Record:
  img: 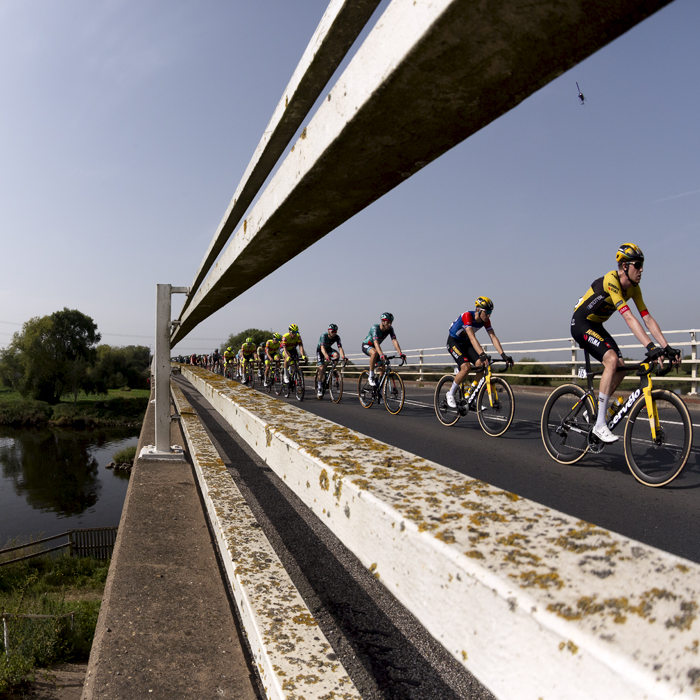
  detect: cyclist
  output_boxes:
[240,337,257,385]
[264,333,283,386]
[362,312,405,386]
[255,342,266,380]
[282,324,307,384]
[211,348,221,373]
[316,324,347,398]
[445,297,513,409]
[223,346,235,377]
[571,243,681,444]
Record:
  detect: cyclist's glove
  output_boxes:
[665,346,681,361]
[645,342,664,361]
[501,353,514,367]
[380,354,386,362]
[479,352,489,364]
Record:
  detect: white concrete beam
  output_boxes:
[171,0,673,345]
[180,365,700,700]
[171,381,362,700]
[179,0,382,318]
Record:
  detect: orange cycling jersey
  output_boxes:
[573,270,648,324]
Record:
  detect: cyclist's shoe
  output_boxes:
[316,389,323,398]
[446,393,457,409]
[368,376,376,386]
[592,424,618,444]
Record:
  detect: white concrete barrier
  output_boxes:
[171,381,361,700]
[180,365,700,699]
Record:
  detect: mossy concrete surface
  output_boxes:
[82,389,259,700]
[171,381,361,700]
[181,364,700,700]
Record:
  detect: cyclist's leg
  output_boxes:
[362,343,377,385]
[572,321,621,443]
[316,349,326,385]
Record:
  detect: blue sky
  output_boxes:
[1,0,698,360]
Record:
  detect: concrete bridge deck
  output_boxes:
[84,377,486,699]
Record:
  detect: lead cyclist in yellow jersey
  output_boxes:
[571,243,681,444]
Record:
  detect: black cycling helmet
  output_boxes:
[380,312,394,323]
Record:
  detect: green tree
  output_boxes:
[87,345,151,392]
[0,309,101,404]
[220,328,272,354]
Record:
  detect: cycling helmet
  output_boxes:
[475,296,494,313]
[328,324,338,332]
[616,243,644,265]
[227,347,232,351]
[272,332,282,340]
[245,337,254,344]
[380,312,394,323]
[289,324,299,333]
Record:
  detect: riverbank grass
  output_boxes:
[0,554,108,698]
[0,387,149,427]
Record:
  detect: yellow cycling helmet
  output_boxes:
[475,296,494,313]
[289,324,299,333]
[272,332,282,340]
[616,243,644,265]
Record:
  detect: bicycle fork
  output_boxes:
[640,365,660,441]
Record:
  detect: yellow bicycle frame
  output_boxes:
[639,362,660,441]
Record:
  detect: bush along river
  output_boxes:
[0,426,139,547]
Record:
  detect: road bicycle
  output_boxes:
[316,358,345,403]
[240,358,255,387]
[283,354,305,401]
[224,360,236,380]
[540,348,692,487]
[358,355,406,414]
[265,361,281,395]
[434,358,515,436]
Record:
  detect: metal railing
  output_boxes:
[0,527,118,567]
[296,328,698,395]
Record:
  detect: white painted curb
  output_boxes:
[171,381,361,700]
[181,366,700,700]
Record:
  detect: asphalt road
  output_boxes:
[266,373,700,564]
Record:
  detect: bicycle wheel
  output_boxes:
[624,390,692,487]
[383,372,405,414]
[477,376,515,437]
[329,369,343,403]
[265,371,273,393]
[282,370,291,398]
[541,384,596,464]
[434,375,462,426]
[358,371,374,408]
[274,368,283,396]
[294,366,305,401]
[248,365,255,388]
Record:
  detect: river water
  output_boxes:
[0,427,139,547]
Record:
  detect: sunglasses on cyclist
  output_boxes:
[631,261,643,270]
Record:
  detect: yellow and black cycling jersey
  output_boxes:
[282,331,301,350]
[573,270,648,324]
[265,338,281,355]
[240,342,256,357]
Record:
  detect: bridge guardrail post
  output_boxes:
[571,338,577,381]
[419,349,423,382]
[691,330,698,396]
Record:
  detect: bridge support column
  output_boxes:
[141,283,189,460]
